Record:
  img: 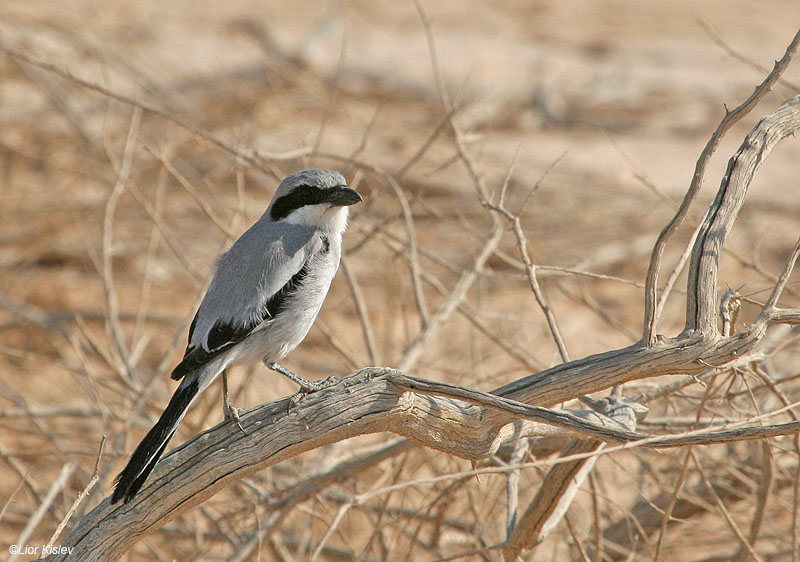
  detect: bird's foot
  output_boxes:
[223,399,247,435]
[299,375,339,393]
[267,362,338,394]
[287,377,340,408]
[222,369,247,435]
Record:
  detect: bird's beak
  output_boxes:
[327,186,363,206]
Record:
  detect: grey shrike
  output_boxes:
[112,168,362,504]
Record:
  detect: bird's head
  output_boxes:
[267,168,362,233]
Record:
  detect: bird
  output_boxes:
[111,168,362,504]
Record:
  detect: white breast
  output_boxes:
[228,240,342,367]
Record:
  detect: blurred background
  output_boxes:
[1,1,799,560]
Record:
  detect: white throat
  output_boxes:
[284,204,350,234]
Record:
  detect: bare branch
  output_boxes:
[39,365,800,561]
[687,95,800,333]
[643,29,800,345]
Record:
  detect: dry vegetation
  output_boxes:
[2,1,800,561]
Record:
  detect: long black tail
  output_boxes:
[112,378,199,503]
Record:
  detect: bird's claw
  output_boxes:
[319,375,339,388]
[287,376,339,410]
[223,401,247,435]
[298,375,338,392]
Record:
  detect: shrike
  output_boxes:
[112,168,362,504]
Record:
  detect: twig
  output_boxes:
[691,449,767,562]
[0,471,28,525]
[386,175,430,327]
[413,0,489,200]
[485,157,570,363]
[654,377,716,562]
[699,20,800,93]
[370,226,544,369]
[760,232,800,313]
[8,57,99,152]
[309,502,351,562]
[349,103,383,163]
[9,462,77,562]
[504,437,527,539]
[100,106,141,381]
[310,11,348,163]
[315,320,362,370]
[396,106,457,178]
[341,257,380,365]
[732,440,773,562]
[121,178,206,282]
[143,143,239,239]
[132,157,169,352]
[564,512,592,562]
[588,471,603,562]
[653,215,707,324]
[45,437,106,550]
[397,220,504,372]
[0,42,296,176]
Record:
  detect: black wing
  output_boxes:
[170,260,312,381]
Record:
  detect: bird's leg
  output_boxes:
[265,362,338,393]
[222,369,247,435]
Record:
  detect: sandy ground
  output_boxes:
[1,1,799,560]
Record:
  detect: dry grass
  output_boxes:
[1,1,800,560]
